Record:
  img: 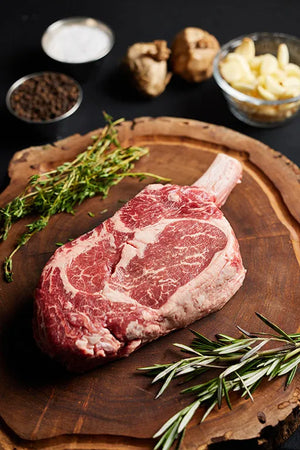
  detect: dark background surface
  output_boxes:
[0,0,299,448]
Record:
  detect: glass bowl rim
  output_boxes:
[213,31,300,106]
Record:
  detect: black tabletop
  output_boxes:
[0,0,299,448]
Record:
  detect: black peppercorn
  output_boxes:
[9,72,80,122]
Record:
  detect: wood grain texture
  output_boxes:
[0,117,299,449]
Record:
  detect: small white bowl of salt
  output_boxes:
[42,17,114,77]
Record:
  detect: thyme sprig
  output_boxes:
[140,313,300,450]
[0,113,168,282]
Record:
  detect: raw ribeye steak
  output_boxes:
[34,153,246,371]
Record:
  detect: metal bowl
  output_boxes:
[213,32,300,127]
[6,71,83,124]
[41,17,114,65]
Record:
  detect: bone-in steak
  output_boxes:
[34,154,246,371]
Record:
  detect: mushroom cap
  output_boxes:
[124,40,172,97]
[171,27,220,82]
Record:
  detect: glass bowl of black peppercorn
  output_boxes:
[6,72,82,128]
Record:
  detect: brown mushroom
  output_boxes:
[123,40,172,97]
[171,27,220,82]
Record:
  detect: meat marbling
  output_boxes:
[33,153,246,371]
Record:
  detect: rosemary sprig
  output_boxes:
[140,313,300,450]
[0,113,169,282]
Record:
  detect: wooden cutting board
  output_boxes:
[0,117,299,450]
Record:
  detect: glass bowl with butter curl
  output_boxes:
[213,32,300,127]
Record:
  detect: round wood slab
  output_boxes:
[0,117,299,449]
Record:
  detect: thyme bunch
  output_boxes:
[140,313,300,450]
[0,113,168,282]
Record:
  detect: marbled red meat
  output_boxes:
[33,154,246,371]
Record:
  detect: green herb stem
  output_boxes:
[0,113,169,282]
[140,313,300,450]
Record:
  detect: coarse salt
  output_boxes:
[46,24,112,63]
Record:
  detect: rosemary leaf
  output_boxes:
[255,312,295,343]
[222,377,232,409]
[214,339,253,354]
[152,360,183,385]
[285,365,298,388]
[217,376,223,408]
[173,343,202,355]
[200,399,218,423]
[153,409,183,439]
[177,399,200,434]
[240,339,269,362]
[277,353,300,376]
[234,371,254,401]
[155,367,178,399]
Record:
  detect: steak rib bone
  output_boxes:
[193,153,242,206]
